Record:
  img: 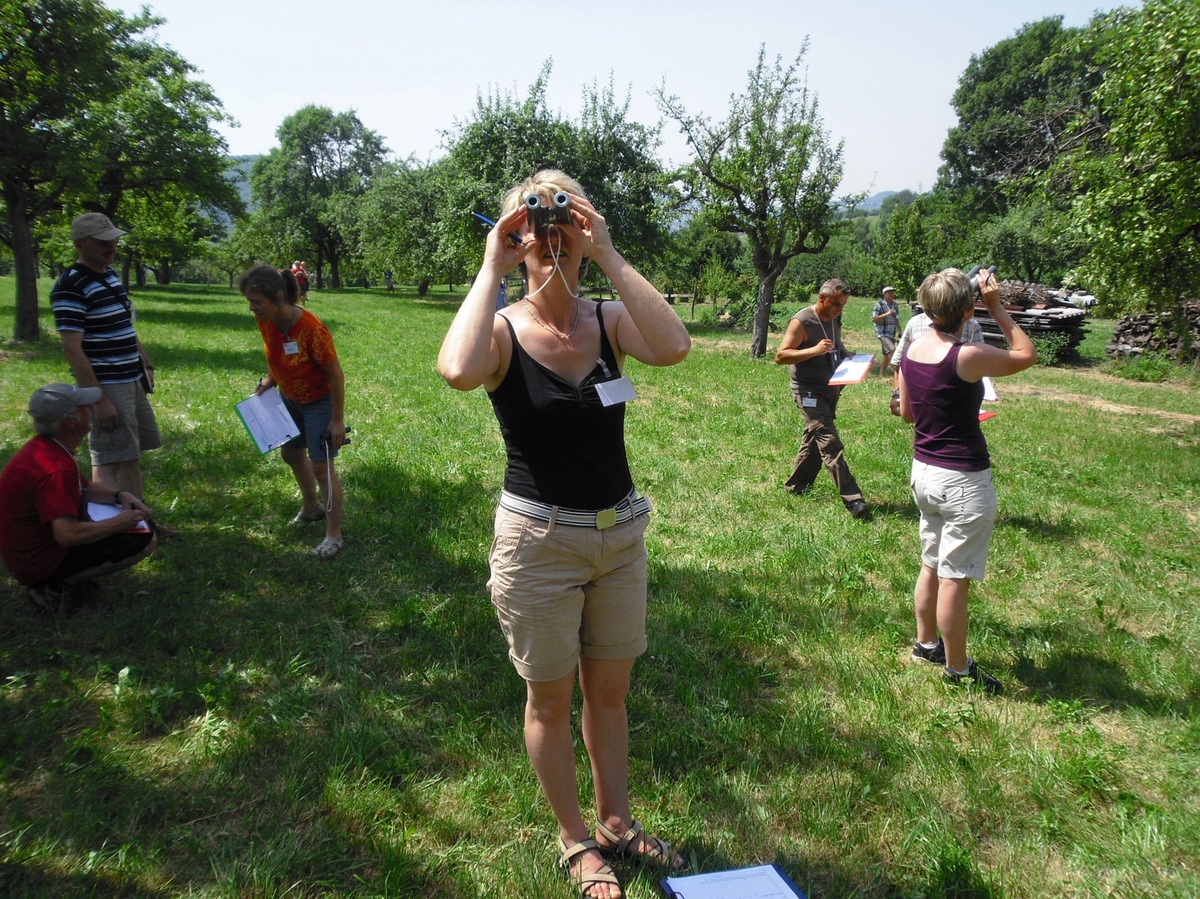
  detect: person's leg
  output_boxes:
[809,413,864,507]
[281,444,321,514]
[914,563,940,645]
[63,534,157,584]
[527,672,620,898]
[937,577,971,672]
[93,459,143,499]
[311,455,343,542]
[579,656,634,832]
[580,656,684,871]
[784,405,823,494]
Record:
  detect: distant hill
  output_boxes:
[859,190,898,212]
[226,155,258,211]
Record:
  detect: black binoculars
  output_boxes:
[525,192,572,233]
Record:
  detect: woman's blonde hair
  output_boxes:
[918,268,974,333]
[501,169,588,216]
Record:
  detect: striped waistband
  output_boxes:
[498,489,651,529]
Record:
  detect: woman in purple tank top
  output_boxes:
[898,268,1035,695]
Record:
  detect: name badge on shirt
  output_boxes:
[801,395,818,408]
[283,340,300,355]
[595,376,637,407]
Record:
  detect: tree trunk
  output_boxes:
[749,271,780,358]
[8,203,42,341]
[417,277,430,296]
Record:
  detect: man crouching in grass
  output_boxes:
[0,384,156,613]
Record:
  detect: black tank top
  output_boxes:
[487,303,633,508]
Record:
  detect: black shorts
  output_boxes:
[37,527,155,587]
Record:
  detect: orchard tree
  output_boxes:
[938,16,1103,214]
[658,44,850,358]
[0,1,146,339]
[250,106,387,289]
[351,157,450,294]
[1,0,237,339]
[1058,0,1200,314]
[976,201,1076,284]
[441,64,669,289]
[76,38,242,284]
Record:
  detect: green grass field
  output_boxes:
[1,277,1198,898]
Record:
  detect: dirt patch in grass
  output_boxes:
[1002,382,1200,425]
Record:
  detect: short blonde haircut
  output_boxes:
[918,268,974,332]
[501,169,588,216]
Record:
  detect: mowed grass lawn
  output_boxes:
[0,276,1198,898]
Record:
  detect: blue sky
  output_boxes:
[114,0,1134,196]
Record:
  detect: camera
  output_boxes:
[966,265,998,296]
[320,426,352,445]
[524,192,572,233]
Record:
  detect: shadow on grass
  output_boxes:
[0,445,1174,897]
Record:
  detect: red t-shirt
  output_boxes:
[0,436,86,585]
[256,308,338,404]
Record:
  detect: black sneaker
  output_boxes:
[942,660,1003,695]
[846,499,872,521]
[912,637,946,665]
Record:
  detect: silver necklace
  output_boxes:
[524,295,580,340]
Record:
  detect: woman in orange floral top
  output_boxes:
[240,264,347,558]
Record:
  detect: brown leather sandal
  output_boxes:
[558,837,622,899]
[594,819,684,870]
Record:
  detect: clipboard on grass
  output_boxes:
[661,862,807,898]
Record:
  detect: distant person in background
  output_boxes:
[774,278,871,520]
[872,286,901,375]
[240,264,347,559]
[384,269,394,293]
[52,212,178,537]
[495,275,508,311]
[898,267,1036,694]
[291,260,310,304]
[0,383,156,613]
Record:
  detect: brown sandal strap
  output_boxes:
[558,837,621,895]
[558,837,602,868]
[595,818,678,867]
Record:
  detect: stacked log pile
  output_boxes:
[1106,302,1200,362]
[972,280,1091,355]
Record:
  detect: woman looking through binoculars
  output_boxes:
[438,169,690,899]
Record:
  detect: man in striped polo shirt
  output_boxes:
[52,213,170,530]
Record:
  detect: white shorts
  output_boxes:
[910,460,997,580]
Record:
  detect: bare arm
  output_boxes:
[51,482,149,546]
[956,273,1036,381]
[60,330,117,429]
[321,356,348,449]
[774,316,833,366]
[438,204,530,391]
[572,195,690,367]
[897,368,915,423]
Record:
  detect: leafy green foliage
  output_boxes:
[248,106,388,288]
[0,1,238,339]
[1056,0,1200,313]
[439,64,670,283]
[938,17,1099,212]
